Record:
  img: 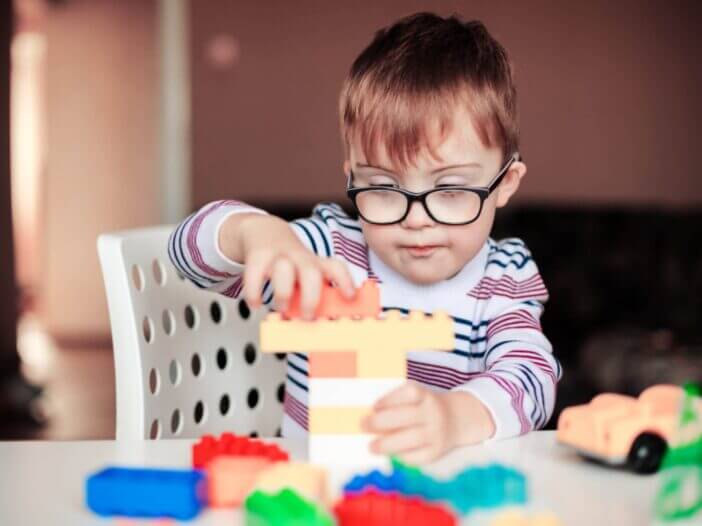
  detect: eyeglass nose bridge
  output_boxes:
[399,191,435,223]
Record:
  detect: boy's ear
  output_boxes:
[343,160,351,178]
[495,161,527,208]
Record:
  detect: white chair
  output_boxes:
[97,226,286,440]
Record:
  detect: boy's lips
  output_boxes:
[402,244,443,257]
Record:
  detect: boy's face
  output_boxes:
[344,110,527,285]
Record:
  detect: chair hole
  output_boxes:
[210,301,223,324]
[142,317,154,344]
[149,419,161,439]
[216,348,228,370]
[176,270,186,281]
[275,427,282,438]
[162,309,176,336]
[247,388,260,410]
[152,259,167,286]
[274,353,286,361]
[249,431,258,438]
[184,305,198,329]
[148,368,160,395]
[277,383,285,404]
[244,343,257,365]
[171,409,183,435]
[194,401,207,425]
[169,359,182,386]
[191,353,203,377]
[131,265,145,292]
[219,394,231,416]
[238,299,250,320]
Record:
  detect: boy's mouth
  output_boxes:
[402,245,443,257]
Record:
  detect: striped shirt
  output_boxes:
[168,200,562,441]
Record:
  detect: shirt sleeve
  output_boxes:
[167,200,346,304]
[452,239,562,440]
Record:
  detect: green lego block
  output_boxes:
[244,488,333,526]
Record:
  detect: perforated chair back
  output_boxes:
[97,226,286,440]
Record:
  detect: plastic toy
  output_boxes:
[557,384,695,474]
[253,462,329,503]
[192,432,289,469]
[260,280,454,466]
[283,279,381,319]
[333,489,456,526]
[85,466,206,520]
[343,458,527,515]
[490,510,561,526]
[244,488,334,526]
[206,456,274,507]
[655,383,702,521]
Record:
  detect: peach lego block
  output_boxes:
[254,462,329,503]
[206,456,272,507]
[284,280,381,320]
[491,510,562,526]
[309,406,371,435]
[309,351,357,377]
[260,310,454,379]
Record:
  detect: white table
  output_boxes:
[0,431,681,525]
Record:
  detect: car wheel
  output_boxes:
[628,432,668,474]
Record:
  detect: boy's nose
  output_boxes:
[401,200,435,229]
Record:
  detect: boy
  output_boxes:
[169,12,561,464]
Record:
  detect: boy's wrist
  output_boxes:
[445,390,496,448]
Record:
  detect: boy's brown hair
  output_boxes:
[339,12,518,170]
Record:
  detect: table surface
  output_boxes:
[0,431,686,526]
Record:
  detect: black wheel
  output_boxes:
[627,432,667,474]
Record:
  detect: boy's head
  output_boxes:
[339,13,527,285]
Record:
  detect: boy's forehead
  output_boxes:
[348,111,502,174]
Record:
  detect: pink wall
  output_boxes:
[190,0,702,208]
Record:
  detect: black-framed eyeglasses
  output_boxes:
[346,152,520,226]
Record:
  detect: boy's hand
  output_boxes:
[236,215,355,319]
[361,381,496,464]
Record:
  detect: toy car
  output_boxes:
[557,384,697,474]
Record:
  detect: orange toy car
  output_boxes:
[557,384,694,474]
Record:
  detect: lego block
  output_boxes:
[309,406,370,434]
[284,280,381,320]
[244,488,334,526]
[260,310,454,378]
[206,456,273,507]
[490,510,562,526]
[308,434,387,468]
[309,378,404,407]
[192,432,289,469]
[309,351,357,377]
[85,467,205,520]
[333,490,457,526]
[254,462,329,503]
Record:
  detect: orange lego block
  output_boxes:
[309,352,357,377]
[254,462,329,503]
[284,280,381,320]
[206,456,272,507]
[260,310,454,379]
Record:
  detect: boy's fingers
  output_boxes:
[297,265,323,320]
[362,405,422,434]
[320,258,356,299]
[374,382,425,410]
[369,425,427,456]
[242,251,275,309]
[270,257,295,312]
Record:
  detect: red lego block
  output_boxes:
[284,280,381,320]
[192,433,289,469]
[333,490,456,526]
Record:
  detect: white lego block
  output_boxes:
[308,378,404,407]
[308,434,389,469]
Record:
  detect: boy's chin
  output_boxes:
[397,260,457,285]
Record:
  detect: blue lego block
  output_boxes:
[342,459,527,516]
[85,466,206,520]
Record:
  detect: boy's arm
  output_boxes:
[452,244,562,440]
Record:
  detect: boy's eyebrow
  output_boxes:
[354,162,482,174]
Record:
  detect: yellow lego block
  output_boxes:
[491,510,562,526]
[260,310,454,378]
[253,462,328,503]
[308,406,370,434]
